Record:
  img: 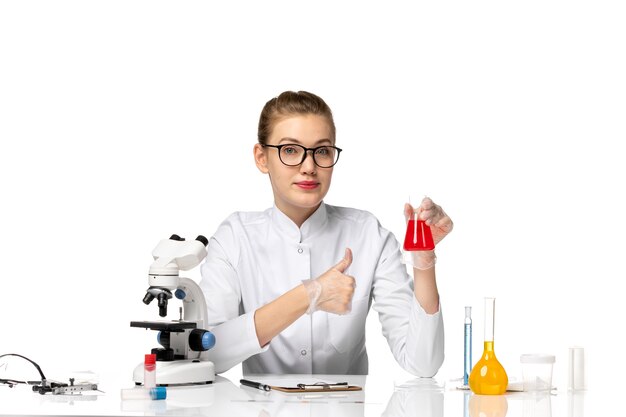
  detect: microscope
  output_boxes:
[130,234,216,386]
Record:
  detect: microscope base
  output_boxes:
[133,359,215,386]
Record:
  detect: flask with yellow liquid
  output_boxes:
[469,297,508,395]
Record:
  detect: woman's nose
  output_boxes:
[299,150,317,174]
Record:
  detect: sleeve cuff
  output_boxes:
[246,310,271,352]
[404,298,445,377]
[209,312,269,373]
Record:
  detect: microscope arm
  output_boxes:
[177,277,209,330]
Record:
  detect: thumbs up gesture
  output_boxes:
[302,249,356,315]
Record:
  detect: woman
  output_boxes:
[200,91,453,376]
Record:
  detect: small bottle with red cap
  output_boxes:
[144,354,156,388]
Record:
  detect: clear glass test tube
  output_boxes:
[464,306,472,386]
[120,387,166,401]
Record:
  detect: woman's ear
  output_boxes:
[253,143,269,174]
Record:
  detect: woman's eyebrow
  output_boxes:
[278,137,333,145]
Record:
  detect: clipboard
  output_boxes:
[240,379,362,393]
[270,382,362,393]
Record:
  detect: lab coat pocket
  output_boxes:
[327,296,370,354]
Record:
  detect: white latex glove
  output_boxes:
[302,248,356,315]
[403,197,453,270]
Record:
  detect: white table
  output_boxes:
[0,372,612,416]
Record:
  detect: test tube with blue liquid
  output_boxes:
[464,306,472,386]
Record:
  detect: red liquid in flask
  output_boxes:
[403,219,435,251]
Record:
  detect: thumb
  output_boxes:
[334,248,353,273]
[404,203,414,223]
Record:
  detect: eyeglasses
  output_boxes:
[262,144,342,168]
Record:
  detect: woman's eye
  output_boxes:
[283,146,300,155]
[315,147,330,156]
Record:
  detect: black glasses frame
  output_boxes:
[262,144,343,168]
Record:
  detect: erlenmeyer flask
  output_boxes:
[469,297,508,395]
[403,211,435,251]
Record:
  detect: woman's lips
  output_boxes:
[295,181,319,190]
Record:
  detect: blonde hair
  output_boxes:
[257,91,336,145]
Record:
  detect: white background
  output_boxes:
[1,0,624,394]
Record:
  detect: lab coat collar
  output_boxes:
[270,202,328,243]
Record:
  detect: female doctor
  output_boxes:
[200,91,453,376]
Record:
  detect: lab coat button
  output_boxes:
[297,247,303,254]
[300,349,307,356]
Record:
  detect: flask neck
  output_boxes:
[483,297,495,342]
[481,341,498,360]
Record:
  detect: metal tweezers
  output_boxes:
[296,382,349,390]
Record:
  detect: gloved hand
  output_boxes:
[302,248,356,315]
[403,197,453,270]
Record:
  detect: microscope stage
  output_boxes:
[130,321,197,332]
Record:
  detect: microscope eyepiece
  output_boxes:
[196,235,209,246]
[169,234,184,241]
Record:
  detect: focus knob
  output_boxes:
[189,329,216,351]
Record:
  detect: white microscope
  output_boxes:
[130,234,216,386]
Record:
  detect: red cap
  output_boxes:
[145,354,156,365]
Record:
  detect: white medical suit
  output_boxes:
[199,203,444,376]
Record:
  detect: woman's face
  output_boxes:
[254,113,335,223]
